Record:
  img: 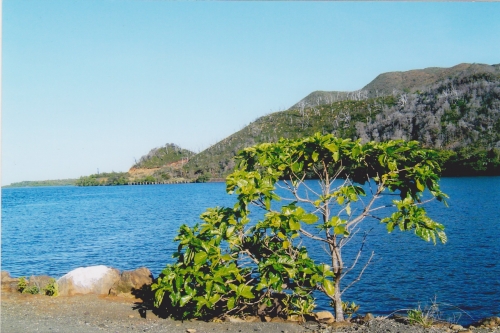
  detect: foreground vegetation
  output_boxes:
[152,134,447,322]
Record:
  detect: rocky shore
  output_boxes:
[2,267,499,333]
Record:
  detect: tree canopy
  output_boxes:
[152,133,448,321]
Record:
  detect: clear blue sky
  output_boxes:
[2,1,499,185]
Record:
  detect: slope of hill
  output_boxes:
[362,63,500,97]
[75,144,196,186]
[127,143,196,182]
[289,63,500,109]
[131,143,194,169]
[184,96,395,177]
[288,91,366,110]
[185,63,500,178]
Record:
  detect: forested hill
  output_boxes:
[362,63,500,98]
[74,143,196,186]
[132,143,195,169]
[184,63,500,178]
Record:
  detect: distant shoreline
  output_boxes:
[4,175,500,189]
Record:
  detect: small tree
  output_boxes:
[152,133,447,321]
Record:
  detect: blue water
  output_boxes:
[2,178,499,324]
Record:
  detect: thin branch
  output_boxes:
[341,250,375,296]
[299,228,331,244]
[341,229,372,278]
[338,227,361,249]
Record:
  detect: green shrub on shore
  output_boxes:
[153,134,447,322]
[17,276,58,296]
[23,285,40,295]
[17,277,28,293]
[43,278,59,296]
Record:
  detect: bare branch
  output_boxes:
[300,228,331,244]
[341,229,373,278]
[341,250,375,296]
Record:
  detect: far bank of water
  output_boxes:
[2,177,499,324]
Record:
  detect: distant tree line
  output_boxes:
[75,172,129,186]
[3,179,77,188]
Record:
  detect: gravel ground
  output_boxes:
[1,291,499,333]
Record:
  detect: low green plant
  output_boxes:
[342,301,360,319]
[283,294,316,322]
[407,303,440,328]
[23,285,40,295]
[17,277,28,293]
[406,299,474,327]
[43,278,59,296]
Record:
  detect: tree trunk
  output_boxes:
[334,275,345,321]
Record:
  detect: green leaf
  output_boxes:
[325,143,338,154]
[226,226,236,238]
[329,216,340,227]
[256,282,267,291]
[179,294,193,307]
[416,179,424,192]
[437,231,448,244]
[264,197,271,210]
[301,213,318,224]
[289,218,300,231]
[323,279,335,296]
[194,251,208,265]
[239,285,255,299]
[227,296,236,310]
[209,293,221,305]
[291,162,301,173]
[334,225,347,236]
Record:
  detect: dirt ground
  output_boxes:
[1,290,499,333]
[1,291,315,333]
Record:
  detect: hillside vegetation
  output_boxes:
[132,143,195,169]
[184,63,500,178]
[75,144,196,186]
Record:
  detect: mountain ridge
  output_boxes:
[289,63,500,110]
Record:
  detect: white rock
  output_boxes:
[57,265,120,296]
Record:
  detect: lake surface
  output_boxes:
[2,178,499,324]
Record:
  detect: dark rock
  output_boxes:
[329,320,353,329]
[1,271,20,292]
[470,316,500,329]
[28,275,54,291]
[109,267,153,297]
